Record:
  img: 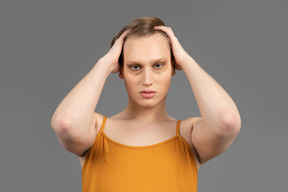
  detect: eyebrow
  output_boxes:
[126,58,167,65]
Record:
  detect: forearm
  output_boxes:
[182,57,241,130]
[51,58,111,133]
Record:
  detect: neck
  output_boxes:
[120,96,171,122]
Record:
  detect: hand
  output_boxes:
[102,30,130,73]
[154,26,192,70]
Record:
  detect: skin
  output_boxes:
[105,26,241,165]
[114,33,176,123]
[51,25,241,169]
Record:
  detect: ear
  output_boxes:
[171,60,176,76]
[119,71,124,79]
[172,68,176,76]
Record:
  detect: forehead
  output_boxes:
[123,33,170,63]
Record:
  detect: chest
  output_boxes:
[98,119,193,148]
[79,118,198,169]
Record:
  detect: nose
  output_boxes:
[142,68,152,86]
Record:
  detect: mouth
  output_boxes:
[140,90,157,93]
[140,90,157,99]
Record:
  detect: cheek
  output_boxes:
[123,74,139,92]
[157,66,172,81]
[155,71,172,92]
[162,67,173,85]
[161,74,172,86]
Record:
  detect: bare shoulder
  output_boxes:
[180,116,201,134]
[78,112,105,167]
[181,116,201,125]
[82,112,105,150]
[93,112,106,134]
[179,116,202,170]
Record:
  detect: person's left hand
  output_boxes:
[154,26,192,70]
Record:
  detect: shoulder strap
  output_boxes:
[176,120,182,136]
[98,116,107,134]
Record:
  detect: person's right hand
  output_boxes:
[102,30,130,74]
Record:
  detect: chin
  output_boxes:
[128,93,166,108]
[140,102,157,108]
[139,98,165,108]
[129,98,155,108]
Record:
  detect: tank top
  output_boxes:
[82,116,198,192]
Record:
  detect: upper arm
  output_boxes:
[191,116,241,165]
[52,113,99,157]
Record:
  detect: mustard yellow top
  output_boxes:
[82,116,198,192]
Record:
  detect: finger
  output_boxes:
[155,26,187,59]
[117,29,131,43]
[154,26,175,38]
[154,26,178,47]
[111,30,131,57]
[154,26,181,50]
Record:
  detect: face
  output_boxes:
[120,33,175,108]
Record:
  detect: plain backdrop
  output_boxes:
[1,0,287,191]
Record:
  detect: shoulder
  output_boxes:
[178,116,202,169]
[92,112,106,135]
[180,116,201,130]
[179,116,202,144]
[78,112,105,157]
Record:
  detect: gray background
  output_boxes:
[1,0,287,191]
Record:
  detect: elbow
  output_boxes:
[218,112,241,137]
[51,114,73,135]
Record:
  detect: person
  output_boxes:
[51,17,241,191]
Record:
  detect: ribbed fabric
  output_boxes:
[82,116,198,192]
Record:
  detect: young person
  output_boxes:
[51,17,241,191]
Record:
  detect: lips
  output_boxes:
[140,90,156,93]
[140,90,156,99]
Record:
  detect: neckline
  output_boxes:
[101,131,179,149]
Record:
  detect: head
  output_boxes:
[110,17,176,108]
[110,17,175,75]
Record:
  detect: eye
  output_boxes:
[129,65,141,71]
[154,63,163,69]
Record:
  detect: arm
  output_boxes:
[155,26,241,165]
[181,57,241,165]
[50,30,130,156]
